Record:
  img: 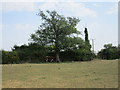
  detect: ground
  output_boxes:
[2,59,118,88]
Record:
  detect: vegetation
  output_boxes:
[97,44,120,60]
[1,10,119,88]
[2,50,19,64]
[2,10,94,64]
[12,43,49,63]
[2,60,118,88]
[1,10,119,63]
[0,50,2,64]
[30,10,81,62]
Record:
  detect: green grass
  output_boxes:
[2,59,118,88]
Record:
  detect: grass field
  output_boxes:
[2,59,118,88]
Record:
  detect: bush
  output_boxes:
[97,44,119,60]
[60,50,76,61]
[2,50,20,64]
[59,49,92,62]
[11,43,93,63]
[13,44,48,63]
[74,49,92,61]
[0,51,2,64]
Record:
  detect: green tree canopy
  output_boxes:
[97,44,119,60]
[30,10,81,62]
[104,44,112,49]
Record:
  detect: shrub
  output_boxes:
[12,44,48,63]
[59,49,92,62]
[2,50,20,64]
[97,44,119,60]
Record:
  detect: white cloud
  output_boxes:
[107,4,118,14]
[0,0,118,2]
[92,3,102,7]
[38,2,97,17]
[2,2,97,17]
[2,2,37,12]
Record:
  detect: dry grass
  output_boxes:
[2,59,118,88]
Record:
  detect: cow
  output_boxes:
[46,56,55,62]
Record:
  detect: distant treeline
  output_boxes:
[97,44,120,60]
[1,42,94,64]
[1,43,119,64]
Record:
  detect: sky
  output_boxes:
[0,1,118,53]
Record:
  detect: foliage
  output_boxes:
[12,43,48,63]
[97,44,119,60]
[0,50,2,64]
[2,50,20,64]
[84,28,91,49]
[61,37,84,51]
[30,10,81,62]
[3,10,94,63]
[84,28,89,44]
[74,48,92,61]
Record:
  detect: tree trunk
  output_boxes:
[55,29,61,62]
[56,50,61,62]
[55,41,61,62]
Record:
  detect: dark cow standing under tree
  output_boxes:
[46,56,55,62]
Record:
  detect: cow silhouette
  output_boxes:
[46,56,55,62]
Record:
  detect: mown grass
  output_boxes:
[2,59,118,88]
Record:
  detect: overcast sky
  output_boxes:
[1,1,118,53]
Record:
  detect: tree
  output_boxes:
[12,44,48,63]
[0,50,1,64]
[84,28,89,43]
[30,10,80,62]
[84,27,91,48]
[2,50,20,64]
[61,37,84,51]
[97,44,119,60]
[118,44,120,59]
[104,44,112,49]
[84,27,92,60]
